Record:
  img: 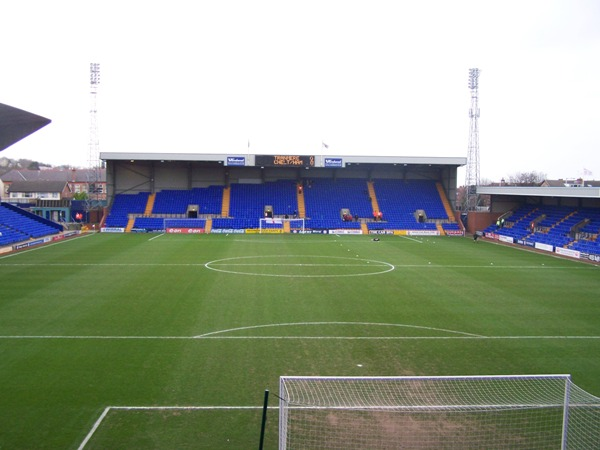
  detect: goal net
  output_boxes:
[259,218,305,233]
[278,375,600,449]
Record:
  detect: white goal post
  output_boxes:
[278,375,600,449]
[259,218,305,233]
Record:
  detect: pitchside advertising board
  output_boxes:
[166,228,204,234]
[486,231,600,263]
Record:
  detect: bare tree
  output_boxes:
[456,185,467,211]
[506,171,547,186]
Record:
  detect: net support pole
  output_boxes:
[259,389,269,450]
[561,375,571,450]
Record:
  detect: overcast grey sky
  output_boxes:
[1,0,599,182]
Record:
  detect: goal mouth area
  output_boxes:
[278,375,600,450]
[259,218,305,233]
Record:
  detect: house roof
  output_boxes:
[542,179,600,188]
[8,180,70,193]
[1,168,106,183]
[0,103,51,152]
[542,180,567,187]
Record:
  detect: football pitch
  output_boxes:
[0,232,598,449]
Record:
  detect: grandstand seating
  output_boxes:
[102,178,464,234]
[152,187,223,215]
[303,178,371,229]
[485,204,600,253]
[0,224,29,246]
[104,192,150,228]
[442,223,461,231]
[570,239,600,254]
[367,179,448,231]
[229,180,297,219]
[483,205,537,240]
[0,203,62,246]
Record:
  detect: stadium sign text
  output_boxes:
[210,229,246,234]
[324,158,343,168]
[166,228,205,234]
[101,227,125,233]
[255,155,315,167]
[226,156,246,166]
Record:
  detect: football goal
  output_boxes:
[259,218,305,233]
[278,375,600,449]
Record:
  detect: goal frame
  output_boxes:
[278,374,600,450]
[259,217,305,234]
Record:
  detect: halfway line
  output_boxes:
[1,335,599,340]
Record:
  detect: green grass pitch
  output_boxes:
[0,233,598,449]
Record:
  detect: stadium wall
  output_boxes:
[466,211,502,235]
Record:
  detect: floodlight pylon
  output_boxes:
[465,68,481,210]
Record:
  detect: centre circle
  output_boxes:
[204,255,395,277]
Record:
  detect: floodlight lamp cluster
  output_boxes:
[90,63,101,85]
[468,68,480,90]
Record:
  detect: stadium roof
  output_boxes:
[100,151,466,168]
[0,103,51,152]
[477,185,600,199]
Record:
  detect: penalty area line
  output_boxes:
[78,405,276,450]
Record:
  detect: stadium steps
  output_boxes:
[205,218,212,233]
[125,217,135,232]
[436,182,456,221]
[436,223,445,235]
[367,181,380,215]
[144,193,156,215]
[221,187,231,217]
[296,183,306,218]
[283,221,291,233]
[361,222,368,234]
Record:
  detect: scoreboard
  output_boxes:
[255,155,315,167]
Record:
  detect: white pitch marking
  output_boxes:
[1,334,599,341]
[396,235,423,243]
[0,232,95,259]
[203,255,395,277]
[232,239,339,244]
[78,405,273,449]
[195,322,485,338]
[209,263,388,267]
[77,407,111,450]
